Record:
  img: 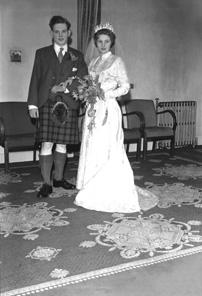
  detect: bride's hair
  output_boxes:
[93,29,116,48]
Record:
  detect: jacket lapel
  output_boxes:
[44,46,76,76]
[45,45,58,72]
[60,51,74,75]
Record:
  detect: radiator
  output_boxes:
[156,99,197,147]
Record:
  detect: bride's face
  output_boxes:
[96,34,112,55]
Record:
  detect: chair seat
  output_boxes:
[5,133,35,139]
[5,136,36,141]
[123,128,141,140]
[144,126,174,138]
[3,133,36,147]
[5,138,36,148]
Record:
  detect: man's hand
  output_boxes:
[51,83,66,94]
[29,108,39,118]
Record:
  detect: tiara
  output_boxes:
[94,22,114,33]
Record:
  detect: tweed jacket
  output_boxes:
[27,45,88,110]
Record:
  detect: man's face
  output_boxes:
[50,23,70,46]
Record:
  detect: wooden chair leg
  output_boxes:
[143,137,147,160]
[136,139,141,161]
[33,142,39,162]
[33,149,36,162]
[170,137,175,157]
[126,144,129,154]
[152,141,156,151]
[4,142,9,173]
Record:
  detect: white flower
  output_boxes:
[79,241,96,248]
[23,234,39,240]
[50,268,69,278]
[188,220,202,226]
[64,208,77,212]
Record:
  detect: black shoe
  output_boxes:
[37,183,53,198]
[53,178,76,190]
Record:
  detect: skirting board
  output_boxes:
[1,136,202,164]
[0,149,74,164]
[0,148,40,164]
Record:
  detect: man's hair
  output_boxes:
[49,15,71,31]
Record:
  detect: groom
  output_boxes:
[27,15,88,198]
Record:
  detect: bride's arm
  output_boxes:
[104,57,130,98]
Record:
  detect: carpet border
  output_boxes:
[2,246,202,296]
[173,155,202,165]
[128,151,202,166]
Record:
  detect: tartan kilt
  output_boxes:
[39,99,79,144]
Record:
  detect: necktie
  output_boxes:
[58,48,64,63]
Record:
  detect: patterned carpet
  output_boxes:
[0,146,202,296]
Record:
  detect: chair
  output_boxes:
[119,101,145,160]
[124,99,177,160]
[0,102,40,173]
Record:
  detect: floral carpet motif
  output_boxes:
[0,170,22,184]
[0,192,10,199]
[144,182,202,208]
[1,149,202,296]
[81,214,202,259]
[0,202,71,239]
[153,164,202,180]
[26,246,62,261]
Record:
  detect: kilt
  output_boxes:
[39,99,79,144]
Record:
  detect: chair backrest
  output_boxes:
[124,99,157,128]
[0,102,36,136]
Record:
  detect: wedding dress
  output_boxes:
[74,52,158,213]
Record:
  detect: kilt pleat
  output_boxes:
[39,100,79,144]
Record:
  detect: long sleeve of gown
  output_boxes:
[104,57,130,99]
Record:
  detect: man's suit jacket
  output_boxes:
[27,45,88,109]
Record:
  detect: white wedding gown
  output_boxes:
[74,52,158,213]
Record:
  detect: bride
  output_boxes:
[74,22,158,213]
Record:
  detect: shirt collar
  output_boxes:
[54,44,68,55]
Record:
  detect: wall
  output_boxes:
[0,0,202,163]
[102,0,202,145]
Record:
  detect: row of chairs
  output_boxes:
[0,100,177,173]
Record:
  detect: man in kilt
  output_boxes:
[27,15,88,198]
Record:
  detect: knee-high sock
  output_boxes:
[39,154,53,185]
[54,151,67,181]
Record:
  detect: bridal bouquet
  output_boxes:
[51,75,105,127]
[72,75,105,108]
[56,75,105,129]
[72,75,105,129]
